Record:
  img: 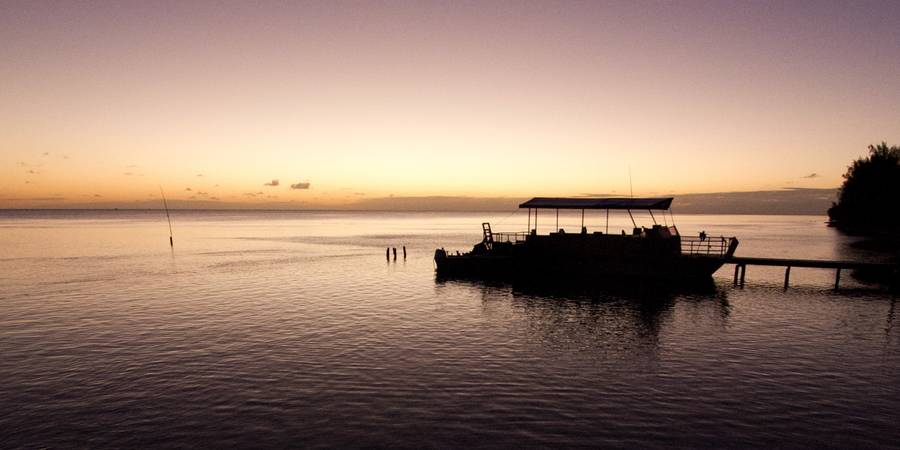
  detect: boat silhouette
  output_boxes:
[435,197,739,283]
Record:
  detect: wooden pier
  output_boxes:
[727,256,896,290]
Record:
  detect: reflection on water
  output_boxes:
[440,276,737,380]
[886,298,897,344]
[0,210,898,448]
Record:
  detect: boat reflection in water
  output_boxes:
[435,272,731,362]
[435,197,739,284]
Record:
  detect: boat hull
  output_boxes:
[435,252,725,281]
[434,233,730,283]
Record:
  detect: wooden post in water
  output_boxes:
[733,264,740,285]
[834,268,841,290]
[739,264,746,287]
[784,266,791,290]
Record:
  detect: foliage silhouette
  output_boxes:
[828,142,900,229]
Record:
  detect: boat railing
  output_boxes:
[681,235,737,257]
[492,231,529,243]
[493,231,738,257]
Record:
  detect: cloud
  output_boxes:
[27,169,39,174]
[19,161,45,171]
[264,179,280,187]
[197,173,204,177]
[4,197,66,201]
[123,172,133,176]
[802,173,820,179]
[291,181,311,190]
[42,152,49,157]
[210,196,220,201]
[185,187,192,191]
[197,191,208,196]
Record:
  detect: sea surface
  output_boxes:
[0,210,897,448]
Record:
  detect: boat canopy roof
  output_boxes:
[519,197,674,210]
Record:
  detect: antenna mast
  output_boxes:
[159,186,173,247]
[628,165,633,199]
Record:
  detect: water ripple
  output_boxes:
[0,212,898,448]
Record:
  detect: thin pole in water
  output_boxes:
[628,165,633,199]
[159,186,173,247]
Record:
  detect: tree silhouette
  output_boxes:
[828,142,900,229]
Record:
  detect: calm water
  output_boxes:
[0,210,897,448]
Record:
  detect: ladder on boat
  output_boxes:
[482,222,493,250]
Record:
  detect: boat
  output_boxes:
[434,197,738,282]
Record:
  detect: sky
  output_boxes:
[1,0,898,208]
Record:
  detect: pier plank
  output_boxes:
[728,256,890,270]
[723,256,896,290]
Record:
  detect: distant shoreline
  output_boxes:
[0,188,837,216]
[0,208,828,216]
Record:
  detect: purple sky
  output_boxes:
[2,1,899,207]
